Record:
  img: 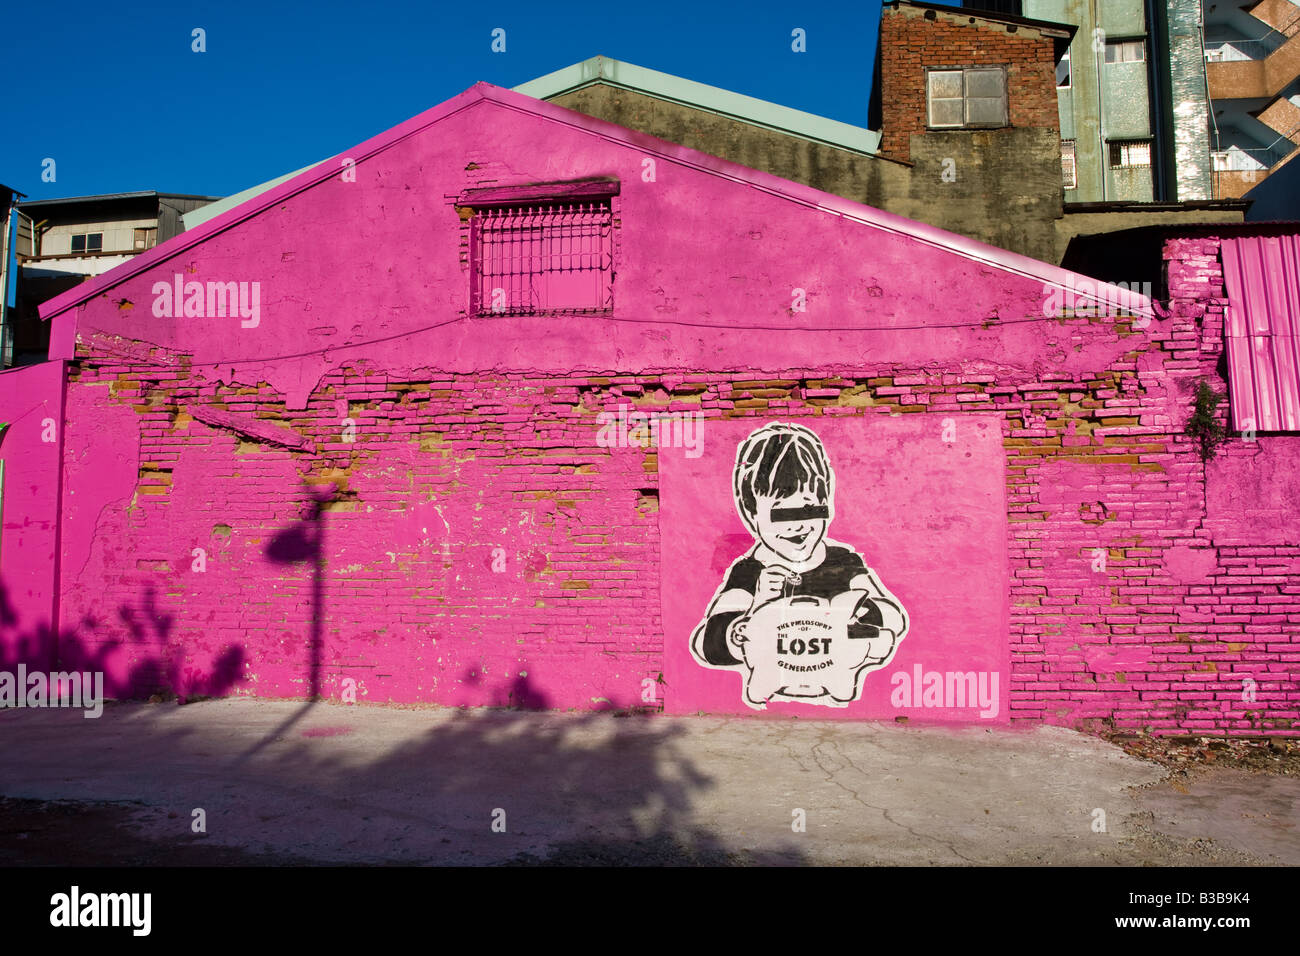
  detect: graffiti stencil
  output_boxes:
[690,422,909,709]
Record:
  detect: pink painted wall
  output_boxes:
[0,361,65,671]
[661,415,1009,721]
[28,86,1300,732]
[43,86,1141,402]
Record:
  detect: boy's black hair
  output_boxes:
[733,422,833,532]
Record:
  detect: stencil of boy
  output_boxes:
[689,422,908,709]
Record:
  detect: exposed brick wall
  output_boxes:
[878,4,1062,163]
[54,236,1298,734]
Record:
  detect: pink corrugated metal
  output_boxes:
[1221,235,1300,432]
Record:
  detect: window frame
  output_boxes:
[461,181,620,319]
[70,232,103,255]
[1108,139,1152,168]
[1061,140,1078,189]
[926,66,1009,130]
[1104,38,1146,64]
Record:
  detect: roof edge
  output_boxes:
[38,84,495,323]
[40,81,1156,327]
[19,191,221,208]
[514,55,882,156]
[883,0,1078,37]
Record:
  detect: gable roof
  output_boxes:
[38,81,1153,331]
[514,55,883,156]
[179,54,885,236]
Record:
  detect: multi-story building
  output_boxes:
[7,191,218,367]
[1011,0,1216,202]
[521,7,1243,266]
[17,191,218,277]
[176,3,1246,270]
[1204,0,1300,199]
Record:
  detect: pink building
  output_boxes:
[2,83,1296,734]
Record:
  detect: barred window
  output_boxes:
[471,200,614,316]
[1109,140,1151,168]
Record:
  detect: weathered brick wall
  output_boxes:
[29,87,1297,734]
[878,3,1062,164]
[1004,236,1296,735]
[56,235,1297,733]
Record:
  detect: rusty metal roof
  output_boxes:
[1222,234,1300,431]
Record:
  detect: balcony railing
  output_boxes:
[1205,37,1286,61]
[17,248,137,262]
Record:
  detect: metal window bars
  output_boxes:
[473,201,614,316]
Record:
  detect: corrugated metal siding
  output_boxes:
[156,196,221,242]
[1221,234,1300,431]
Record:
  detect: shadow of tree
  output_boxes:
[2,577,799,864]
[0,580,244,702]
[1,498,806,865]
[3,698,803,865]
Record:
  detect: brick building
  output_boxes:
[522,7,1244,265]
[1,82,1296,733]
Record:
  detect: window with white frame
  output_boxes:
[1104,39,1145,63]
[70,233,103,254]
[926,67,1008,129]
[1109,140,1152,168]
[1062,140,1078,189]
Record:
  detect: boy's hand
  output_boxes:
[751,565,794,612]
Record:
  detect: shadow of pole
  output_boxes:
[236,483,335,766]
[265,482,334,702]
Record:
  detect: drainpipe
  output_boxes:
[1199,1,1223,196]
[1092,0,1109,200]
[1145,0,1173,201]
[0,191,18,368]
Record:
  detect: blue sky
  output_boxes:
[5,0,883,200]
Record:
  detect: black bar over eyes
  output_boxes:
[769,505,829,522]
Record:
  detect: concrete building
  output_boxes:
[1204,0,1300,199]
[175,6,1244,272]
[518,15,1072,259]
[1012,0,1215,202]
[2,82,1297,734]
[522,34,1243,266]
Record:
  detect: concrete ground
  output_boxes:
[0,699,1296,865]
